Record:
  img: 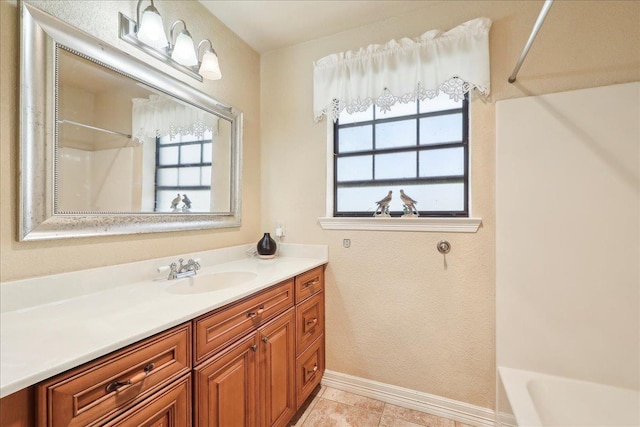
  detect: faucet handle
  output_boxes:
[157,262,179,274]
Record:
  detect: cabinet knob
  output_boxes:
[262,336,269,343]
[251,344,258,352]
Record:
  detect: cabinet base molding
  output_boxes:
[321,370,495,427]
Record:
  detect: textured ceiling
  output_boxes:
[198,1,437,53]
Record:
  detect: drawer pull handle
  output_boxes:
[306,318,318,326]
[247,306,265,318]
[307,364,318,375]
[262,336,269,343]
[304,279,320,288]
[105,363,154,393]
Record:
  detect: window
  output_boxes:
[155,131,213,212]
[333,93,468,217]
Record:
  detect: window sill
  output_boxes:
[318,216,482,233]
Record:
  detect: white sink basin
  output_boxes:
[165,271,257,294]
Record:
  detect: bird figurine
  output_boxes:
[374,190,393,216]
[170,193,181,210]
[400,189,419,216]
[182,194,192,210]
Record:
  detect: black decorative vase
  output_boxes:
[257,232,277,259]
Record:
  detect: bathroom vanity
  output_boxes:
[0,244,327,427]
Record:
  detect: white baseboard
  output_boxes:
[321,370,496,427]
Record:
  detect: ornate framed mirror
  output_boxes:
[19,3,242,241]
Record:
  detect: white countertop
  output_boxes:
[0,243,328,398]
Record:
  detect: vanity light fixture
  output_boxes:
[169,20,198,67]
[119,0,221,82]
[198,40,222,81]
[135,0,168,50]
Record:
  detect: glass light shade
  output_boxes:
[199,51,222,80]
[137,7,168,50]
[171,31,198,66]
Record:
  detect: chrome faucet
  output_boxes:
[164,258,201,280]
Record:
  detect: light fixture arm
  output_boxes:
[169,19,189,51]
[136,0,158,33]
[197,39,217,59]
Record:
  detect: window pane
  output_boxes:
[375,101,417,119]
[339,105,373,124]
[201,166,212,185]
[419,93,462,113]
[376,120,416,150]
[178,167,201,186]
[156,190,180,211]
[338,126,372,153]
[419,147,464,177]
[202,142,212,162]
[336,183,464,214]
[158,135,173,145]
[178,190,211,212]
[157,168,178,186]
[336,186,393,214]
[158,146,178,165]
[180,144,201,164]
[399,183,465,211]
[337,156,372,182]
[419,113,463,145]
[375,152,416,180]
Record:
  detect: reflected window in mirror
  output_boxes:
[155,132,213,212]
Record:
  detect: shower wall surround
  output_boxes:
[496,82,640,419]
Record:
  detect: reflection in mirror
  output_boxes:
[56,47,231,214]
[20,2,242,240]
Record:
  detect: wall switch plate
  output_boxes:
[343,239,351,248]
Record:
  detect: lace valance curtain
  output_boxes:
[132,94,219,143]
[313,17,492,122]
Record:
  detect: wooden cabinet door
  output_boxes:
[193,334,258,427]
[258,309,296,427]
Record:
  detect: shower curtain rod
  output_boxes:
[508,0,554,83]
[57,119,132,139]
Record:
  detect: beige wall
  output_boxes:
[260,0,640,409]
[0,1,261,281]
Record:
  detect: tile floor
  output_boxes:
[289,386,476,427]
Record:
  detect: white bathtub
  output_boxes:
[499,367,640,426]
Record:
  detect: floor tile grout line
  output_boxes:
[378,402,387,427]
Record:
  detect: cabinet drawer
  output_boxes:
[294,266,324,303]
[102,373,191,427]
[37,323,191,427]
[296,333,324,408]
[296,291,324,354]
[194,280,294,365]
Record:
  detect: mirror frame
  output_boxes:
[19,3,243,241]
